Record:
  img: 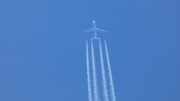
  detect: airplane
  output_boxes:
[83,20,107,39]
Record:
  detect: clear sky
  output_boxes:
[1,1,180,101]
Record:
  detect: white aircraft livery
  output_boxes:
[83,20,107,39]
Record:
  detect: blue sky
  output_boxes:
[1,1,180,101]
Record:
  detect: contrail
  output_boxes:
[104,39,116,101]
[99,39,109,101]
[91,39,99,101]
[86,40,92,101]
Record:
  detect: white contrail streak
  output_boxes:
[86,40,92,101]
[91,39,99,101]
[99,39,109,101]
[104,39,116,101]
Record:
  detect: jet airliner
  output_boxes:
[83,20,107,39]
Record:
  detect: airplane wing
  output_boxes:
[83,28,93,33]
[96,28,108,32]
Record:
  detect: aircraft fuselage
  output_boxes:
[92,20,97,38]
